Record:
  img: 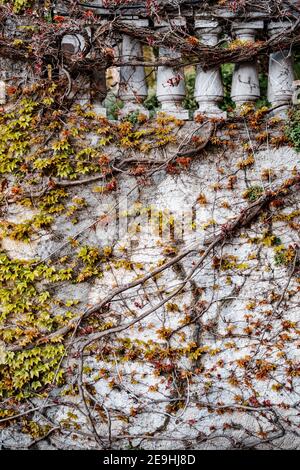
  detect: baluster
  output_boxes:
[194,19,226,120]
[61,34,108,116]
[90,67,107,117]
[155,18,189,120]
[292,80,300,105]
[231,21,263,108]
[119,19,149,118]
[267,21,294,117]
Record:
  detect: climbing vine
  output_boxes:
[0,0,300,452]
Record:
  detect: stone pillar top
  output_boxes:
[232,20,264,33]
[154,17,186,28]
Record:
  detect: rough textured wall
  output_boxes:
[1,114,300,449]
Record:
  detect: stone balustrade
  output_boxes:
[52,5,298,119]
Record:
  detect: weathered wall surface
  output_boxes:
[1,116,300,449]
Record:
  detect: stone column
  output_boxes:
[90,67,107,117]
[194,19,226,120]
[267,21,294,116]
[155,18,189,120]
[231,21,263,108]
[61,34,91,108]
[119,19,149,117]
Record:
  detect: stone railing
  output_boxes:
[55,3,297,120]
